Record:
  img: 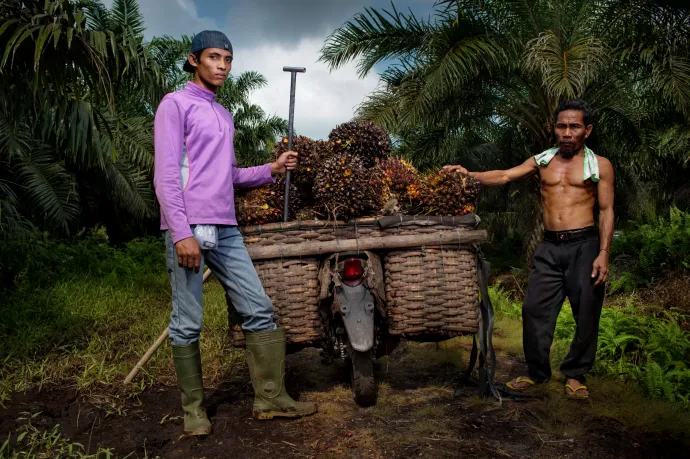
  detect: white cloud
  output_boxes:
[101,0,218,40]
[234,38,381,140]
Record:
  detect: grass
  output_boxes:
[0,413,120,459]
[0,233,244,408]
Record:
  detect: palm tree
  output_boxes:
[319,0,690,263]
[0,0,165,241]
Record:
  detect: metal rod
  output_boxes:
[282,66,305,222]
[284,72,297,221]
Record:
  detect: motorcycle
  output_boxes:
[317,250,400,407]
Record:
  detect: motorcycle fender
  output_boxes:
[335,284,375,353]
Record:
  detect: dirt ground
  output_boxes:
[1,341,688,459]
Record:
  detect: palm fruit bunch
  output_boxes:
[235,186,282,226]
[379,158,422,213]
[328,121,392,168]
[271,135,329,188]
[235,178,302,225]
[416,169,481,216]
[313,153,387,220]
[272,176,303,221]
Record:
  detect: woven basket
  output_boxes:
[384,245,479,338]
[227,257,321,347]
[230,215,480,346]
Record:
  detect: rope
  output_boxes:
[476,254,501,402]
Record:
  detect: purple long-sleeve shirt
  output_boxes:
[153,81,275,244]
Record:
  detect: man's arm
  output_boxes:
[232,152,299,188]
[153,98,201,272]
[153,98,192,244]
[443,157,538,186]
[232,161,276,189]
[592,157,615,286]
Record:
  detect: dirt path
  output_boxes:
[1,343,687,458]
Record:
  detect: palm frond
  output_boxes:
[15,146,80,232]
[319,3,431,78]
[109,0,145,37]
[102,159,154,219]
[86,1,112,31]
[523,31,609,99]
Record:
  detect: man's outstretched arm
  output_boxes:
[443,157,538,186]
[592,157,615,286]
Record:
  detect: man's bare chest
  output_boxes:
[538,159,596,194]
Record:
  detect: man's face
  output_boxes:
[189,47,233,88]
[554,109,592,159]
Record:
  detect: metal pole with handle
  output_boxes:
[282,66,306,222]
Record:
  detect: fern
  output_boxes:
[550,295,690,403]
[612,207,690,291]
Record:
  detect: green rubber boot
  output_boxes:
[245,328,318,420]
[172,341,212,436]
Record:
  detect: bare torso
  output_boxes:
[537,153,597,231]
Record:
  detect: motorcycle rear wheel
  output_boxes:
[350,349,377,407]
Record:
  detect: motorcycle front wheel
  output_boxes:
[349,349,377,407]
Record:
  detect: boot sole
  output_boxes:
[253,409,318,420]
[183,426,212,436]
[184,430,211,436]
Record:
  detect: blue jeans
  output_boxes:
[166,225,276,345]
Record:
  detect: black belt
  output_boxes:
[543,226,597,243]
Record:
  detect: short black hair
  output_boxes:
[554,99,593,126]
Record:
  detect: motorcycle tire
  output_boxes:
[350,350,377,407]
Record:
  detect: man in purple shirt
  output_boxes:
[153,30,317,437]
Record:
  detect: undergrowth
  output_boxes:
[610,207,690,293]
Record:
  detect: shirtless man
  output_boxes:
[445,99,614,399]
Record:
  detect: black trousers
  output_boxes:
[522,228,605,383]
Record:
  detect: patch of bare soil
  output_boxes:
[1,344,688,458]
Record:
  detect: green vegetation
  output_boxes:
[610,207,690,292]
[1,413,115,458]
[0,228,237,408]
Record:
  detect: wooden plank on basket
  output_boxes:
[246,229,487,261]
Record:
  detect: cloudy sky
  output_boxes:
[102,0,437,139]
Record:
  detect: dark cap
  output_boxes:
[183,30,233,73]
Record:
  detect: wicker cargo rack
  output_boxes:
[228,215,484,346]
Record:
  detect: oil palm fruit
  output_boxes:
[313,152,386,220]
[235,186,282,226]
[328,121,392,168]
[272,136,329,187]
[417,169,481,216]
[380,158,422,213]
